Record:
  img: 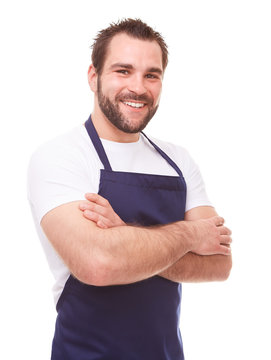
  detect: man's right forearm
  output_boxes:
[41,203,194,287]
[42,202,231,288]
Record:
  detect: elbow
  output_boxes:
[90,261,115,287]
[217,255,232,281]
[73,252,115,287]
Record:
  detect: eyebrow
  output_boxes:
[110,63,163,75]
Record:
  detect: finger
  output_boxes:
[220,235,232,244]
[82,209,99,222]
[83,210,112,228]
[80,201,108,217]
[79,200,94,210]
[217,245,232,256]
[85,193,110,208]
[79,200,103,212]
[212,216,225,226]
[97,220,108,229]
[219,226,232,236]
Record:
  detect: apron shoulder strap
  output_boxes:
[85,115,112,171]
[85,114,184,178]
[141,131,184,178]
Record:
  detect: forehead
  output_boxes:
[103,33,163,71]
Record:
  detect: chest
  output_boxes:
[101,137,178,176]
[98,169,186,226]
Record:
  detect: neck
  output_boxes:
[90,106,140,143]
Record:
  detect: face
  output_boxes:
[95,33,163,134]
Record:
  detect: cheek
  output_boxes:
[152,85,162,105]
[104,78,126,99]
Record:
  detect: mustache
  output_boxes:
[116,92,153,105]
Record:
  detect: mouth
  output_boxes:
[121,100,147,109]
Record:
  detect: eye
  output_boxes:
[116,70,129,75]
[146,73,158,79]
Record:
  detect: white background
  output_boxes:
[1,1,270,359]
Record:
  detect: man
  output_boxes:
[27,18,232,360]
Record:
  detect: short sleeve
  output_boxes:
[27,140,96,224]
[182,151,213,212]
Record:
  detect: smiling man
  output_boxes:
[27,19,232,360]
[89,31,163,140]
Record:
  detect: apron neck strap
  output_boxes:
[85,115,112,171]
[141,131,184,178]
[85,114,184,178]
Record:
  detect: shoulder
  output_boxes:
[27,125,99,223]
[28,124,99,177]
[29,125,89,163]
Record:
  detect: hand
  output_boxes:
[190,216,232,256]
[79,193,126,229]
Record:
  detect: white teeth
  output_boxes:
[123,101,145,108]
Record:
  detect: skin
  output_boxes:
[79,194,232,283]
[87,33,163,142]
[42,199,231,286]
[41,33,232,286]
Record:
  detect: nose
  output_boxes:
[127,74,147,95]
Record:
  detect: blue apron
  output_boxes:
[51,115,187,360]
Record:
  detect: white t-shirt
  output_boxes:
[27,124,212,304]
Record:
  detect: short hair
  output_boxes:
[91,18,168,75]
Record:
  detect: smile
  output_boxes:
[122,101,146,109]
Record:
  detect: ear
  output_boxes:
[88,64,98,93]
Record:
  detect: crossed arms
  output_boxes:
[41,193,232,286]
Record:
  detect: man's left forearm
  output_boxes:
[158,251,232,283]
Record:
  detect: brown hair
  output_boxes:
[91,18,168,75]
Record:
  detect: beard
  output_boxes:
[97,77,159,134]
